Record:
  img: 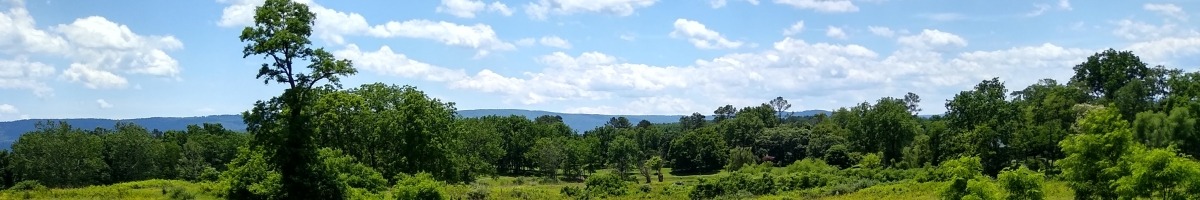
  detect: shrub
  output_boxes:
[8,180,46,191]
[726,147,758,171]
[392,173,444,200]
[857,153,883,169]
[585,172,628,197]
[998,166,1044,200]
[560,186,583,197]
[689,178,724,200]
[783,158,838,174]
[166,186,197,200]
[775,172,837,191]
[466,184,489,200]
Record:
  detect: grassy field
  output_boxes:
[0,170,1074,199]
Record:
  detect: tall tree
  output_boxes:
[713,105,738,123]
[769,97,792,122]
[680,112,707,131]
[945,78,1016,176]
[904,92,921,115]
[238,0,357,197]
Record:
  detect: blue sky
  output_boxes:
[2,0,1199,120]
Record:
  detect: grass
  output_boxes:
[1,169,1076,200]
[0,179,221,200]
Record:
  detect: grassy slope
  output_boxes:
[0,172,1075,199]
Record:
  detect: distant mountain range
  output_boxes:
[0,109,830,149]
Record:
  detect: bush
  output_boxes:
[726,147,758,171]
[392,173,444,200]
[165,186,197,200]
[466,184,489,200]
[775,172,837,191]
[689,178,724,200]
[585,172,628,197]
[856,153,883,169]
[8,180,46,191]
[783,158,838,174]
[560,185,583,197]
[998,166,1044,200]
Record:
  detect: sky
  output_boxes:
[1,0,1200,120]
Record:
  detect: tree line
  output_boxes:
[1,0,1198,199]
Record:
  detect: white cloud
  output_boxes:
[332,44,468,82]
[218,0,513,57]
[566,96,702,115]
[539,36,572,49]
[1125,36,1200,65]
[515,38,537,46]
[782,21,804,35]
[430,35,1099,115]
[0,1,69,55]
[671,18,744,49]
[1144,3,1187,21]
[0,104,17,114]
[488,2,514,16]
[710,0,726,8]
[867,26,894,37]
[437,0,486,18]
[400,34,1099,114]
[62,63,129,89]
[1058,0,1071,10]
[773,0,857,13]
[898,29,968,49]
[54,16,184,78]
[524,0,658,20]
[0,1,181,93]
[437,0,514,18]
[1111,19,1197,41]
[825,26,847,39]
[96,99,113,109]
[0,56,54,97]
[1025,4,1049,17]
[366,20,515,57]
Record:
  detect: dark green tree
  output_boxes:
[238,0,358,197]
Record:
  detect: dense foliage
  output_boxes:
[3,1,1200,199]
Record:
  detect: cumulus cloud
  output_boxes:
[0,1,181,94]
[773,0,857,13]
[1111,19,1197,41]
[218,0,514,57]
[366,20,515,57]
[867,26,895,37]
[825,26,847,39]
[429,36,1096,114]
[96,99,113,109]
[539,36,572,49]
[898,29,968,49]
[436,0,514,18]
[566,96,702,115]
[671,18,744,49]
[782,21,804,35]
[1144,3,1187,21]
[524,0,657,20]
[0,56,54,97]
[0,104,17,114]
[332,44,468,82]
